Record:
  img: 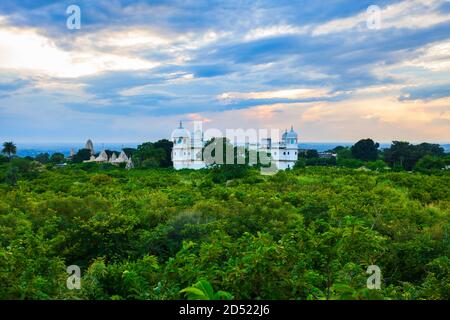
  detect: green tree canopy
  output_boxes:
[133,141,172,168]
[35,153,50,164]
[72,148,92,163]
[153,139,174,167]
[351,139,379,161]
[303,149,319,159]
[2,141,17,159]
[414,155,445,172]
[50,153,65,164]
[384,141,445,171]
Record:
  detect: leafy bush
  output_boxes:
[0,165,448,300]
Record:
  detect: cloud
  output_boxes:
[0,21,159,78]
[403,40,450,71]
[217,88,331,103]
[0,0,449,142]
[243,24,309,41]
[312,0,450,36]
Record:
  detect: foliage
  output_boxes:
[2,141,17,159]
[50,153,65,164]
[0,155,9,164]
[351,139,380,161]
[384,141,445,171]
[337,158,364,168]
[335,147,353,160]
[300,149,319,159]
[153,139,174,167]
[0,155,448,300]
[35,153,50,164]
[180,279,233,300]
[365,160,389,171]
[133,140,173,168]
[414,155,445,173]
[72,148,92,163]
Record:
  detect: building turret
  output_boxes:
[286,126,298,145]
[85,139,95,155]
[171,121,206,170]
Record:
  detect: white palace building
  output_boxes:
[171,122,300,171]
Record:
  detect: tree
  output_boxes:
[337,158,364,168]
[122,148,137,158]
[306,157,336,166]
[384,141,445,171]
[305,149,319,159]
[336,147,353,160]
[5,166,19,186]
[0,155,8,164]
[351,139,379,161]
[2,142,17,159]
[72,148,92,163]
[133,142,168,168]
[153,139,174,167]
[366,160,388,171]
[293,158,306,169]
[50,153,65,164]
[35,153,50,164]
[414,155,445,172]
[415,143,445,158]
[383,141,413,170]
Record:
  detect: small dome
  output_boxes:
[171,121,190,139]
[286,126,298,139]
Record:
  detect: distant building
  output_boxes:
[171,122,300,170]
[172,121,206,170]
[83,140,133,168]
[260,127,299,170]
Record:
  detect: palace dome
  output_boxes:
[286,126,298,139]
[171,121,190,139]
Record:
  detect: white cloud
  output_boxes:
[404,40,450,71]
[243,24,308,41]
[312,0,450,36]
[0,24,159,78]
[218,88,332,102]
[370,39,450,89]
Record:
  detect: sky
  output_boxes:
[0,0,449,143]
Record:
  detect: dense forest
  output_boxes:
[0,140,449,300]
